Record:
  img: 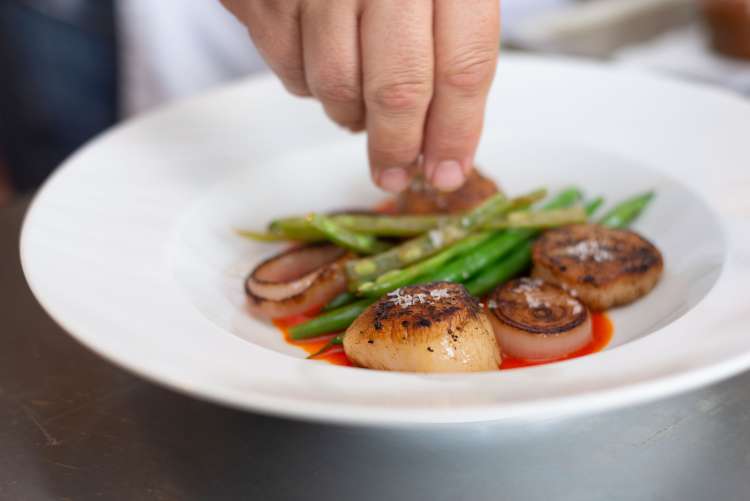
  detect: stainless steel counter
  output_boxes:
[2,198,750,501]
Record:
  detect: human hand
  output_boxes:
[220,0,500,192]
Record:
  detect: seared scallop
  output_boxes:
[532,224,663,311]
[343,282,500,372]
[488,278,592,361]
[396,168,500,214]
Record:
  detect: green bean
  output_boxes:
[333,208,582,236]
[246,194,582,244]
[465,241,533,297]
[483,207,587,230]
[357,232,495,297]
[329,214,452,237]
[584,197,605,219]
[306,334,345,359]
[235,229,290,242]
[307,214,391,254]
[355,188,580,297]
[429,230,533,283]
[270,213,449,239]
[267,217,325,241]
[345,189,546,286]
[323,292,356,312]
[289,299,373,340]
[599,192,655,229]
[423,188,582,285]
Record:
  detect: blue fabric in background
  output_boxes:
[0,1,118,192]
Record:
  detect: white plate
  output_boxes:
[21,56,750,426]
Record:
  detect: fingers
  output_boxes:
[361,0,434,193]
[423,0,500,191]
[301,1,364,131]
[224,0,498,194]
[226,1,311,96]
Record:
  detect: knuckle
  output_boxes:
[367,79,432,116]
[326,110,363,131]
[286,85,312,97]
[441,44,497,95]
[274,58,305,82]
[274,63,309,95]
[315,81,361,105]
[282,77,310,96]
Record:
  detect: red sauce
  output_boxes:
[275,310,612,370]
[500,312,614,370]
[273,308,352,367]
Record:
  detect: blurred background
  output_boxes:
[0,0,749,204]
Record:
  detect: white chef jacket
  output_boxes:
[117,0,569,117]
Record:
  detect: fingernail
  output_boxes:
[378,168,410,193]
[432,160,466,191]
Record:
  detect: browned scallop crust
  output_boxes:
[343,282,500,373]
[396,168,500,214]
[488,278,592,361]
[532,224,664,311]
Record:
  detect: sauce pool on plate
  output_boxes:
[500,312,613,369]
[274,309,613,370]
[274,310,352,367]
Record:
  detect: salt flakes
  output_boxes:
[512,278,543,294]
[559,282,580,297]
[510,278,550,309]
[387,288,428,308]
[428,230,444,248]
[562,240,614,263]
[525,294,545,309]
[387,286,452,309]
[566,298,584,315]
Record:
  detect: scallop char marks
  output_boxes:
[488,278,593,361]
[532,224,664,311]
[343,282,501,373]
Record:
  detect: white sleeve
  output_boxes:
[117,0,571,116]
[502,0,573,36]
[117,0,267,116]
